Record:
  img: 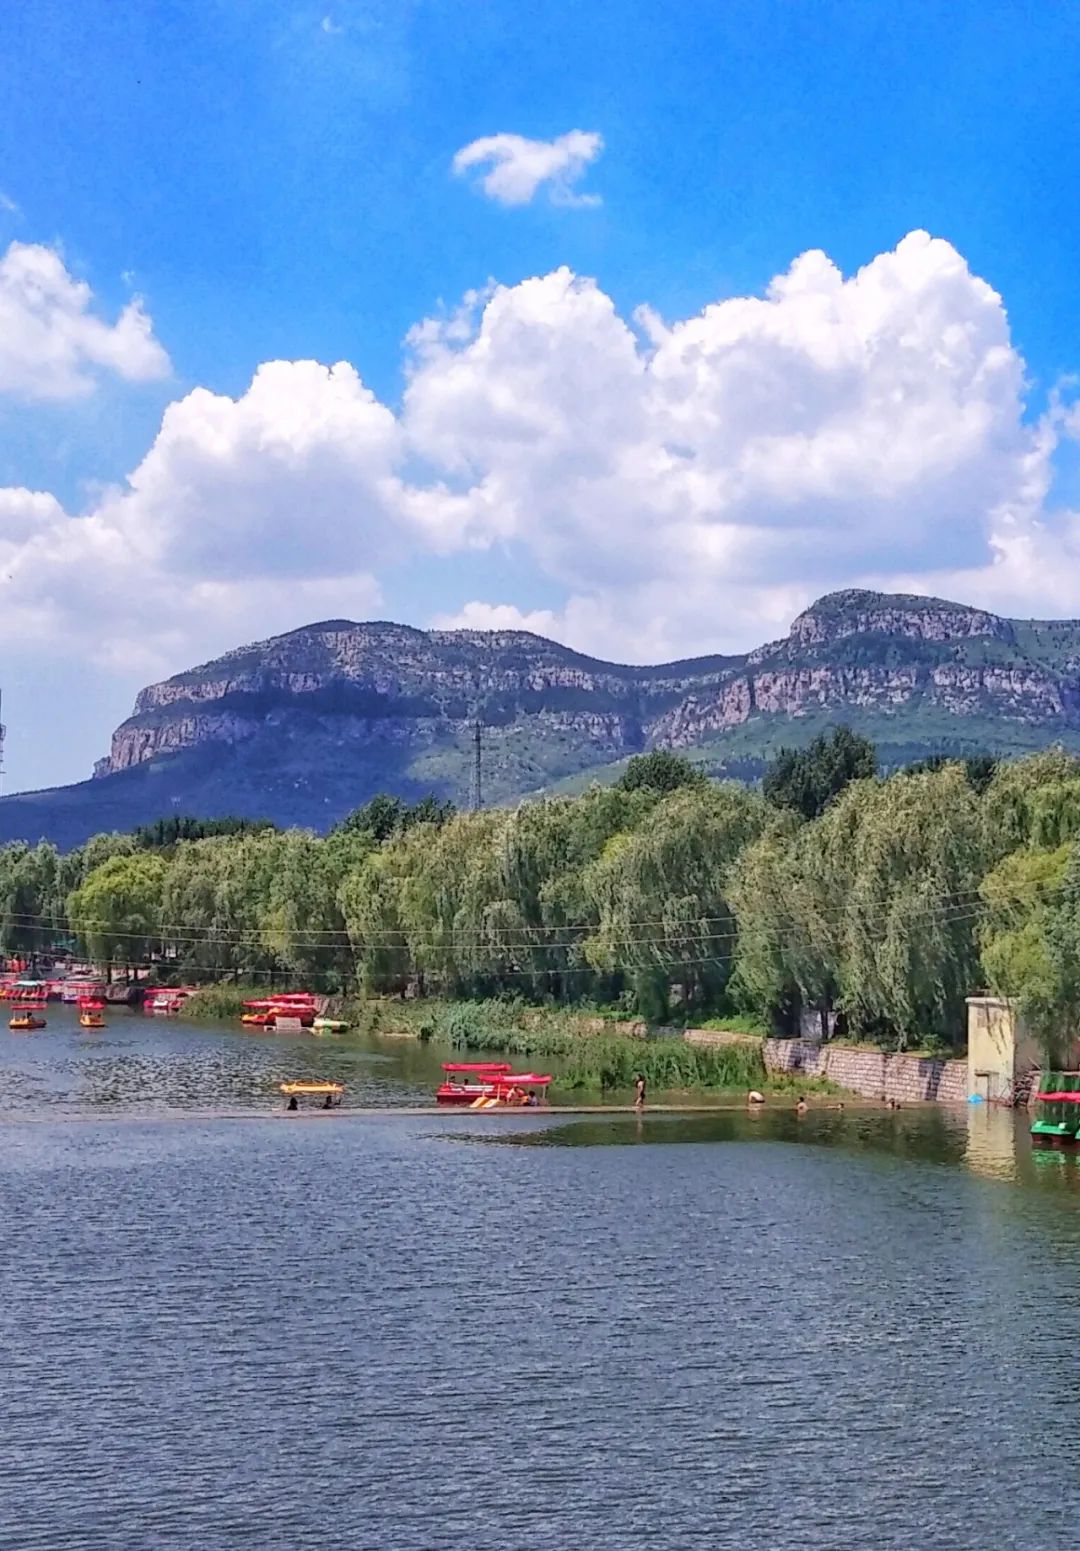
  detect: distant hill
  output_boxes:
[5,590,1080,848]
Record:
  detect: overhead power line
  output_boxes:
[0,879,1030,949]
[0,892,1027,958]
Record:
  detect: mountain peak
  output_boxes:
[789,589,1014,648]
[7,588,1080,850]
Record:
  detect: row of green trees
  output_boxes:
[4,737,1080,1051]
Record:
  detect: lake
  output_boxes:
[1,1009,1078,1549]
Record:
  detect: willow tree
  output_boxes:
[729,809,843,1036]
[339,824,438,995]
[396,811,508,995]
[981,749,1080,860]
[979,842,1073,1061]
[67,852,168,978]
[260,827,372,988]
[0,842,72,960]
[583,782,767,1016]
[160,832,281,981]
[840,765,988,1047]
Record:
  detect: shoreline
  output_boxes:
[0,1098,937,1126]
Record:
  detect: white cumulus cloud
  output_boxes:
[401,231,1070,657]
[451,130,603,207]
[430,601,564,637]
[2,230,1078,687]
[0,241,170,400]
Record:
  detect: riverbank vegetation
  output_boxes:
[5,735,1080,1054]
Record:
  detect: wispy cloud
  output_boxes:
[0,190,20,216]
[451,130,603,208]
[320,15,344,35]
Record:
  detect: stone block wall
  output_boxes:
[762,1037,969,1104]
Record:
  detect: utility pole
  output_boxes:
[472,718,483,811]
[0,688,6,799]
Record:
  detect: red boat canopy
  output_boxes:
[493,1072,552,1086]
[1036,1091,1080,1102]
[441,1062,513,1074]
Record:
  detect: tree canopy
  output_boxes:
[3,750,1080,1048]
[615,750,707,795]
[762,726,877,820]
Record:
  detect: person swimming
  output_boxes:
[747,1089,765,1106]
[795,1096,808,1116]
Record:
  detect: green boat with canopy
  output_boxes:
[1031,1072,1080,1145]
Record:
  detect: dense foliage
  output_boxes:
[761,726,877,819]
[131,815,279,849]
[6,744,1080,1052]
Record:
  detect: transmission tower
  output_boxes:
[472,718,483,811]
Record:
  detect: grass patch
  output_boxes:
[689,1013,771,1037]
[179,984,266,1021]
[563,1035,768,1092]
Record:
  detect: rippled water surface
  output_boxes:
[3,1011,1080,1549]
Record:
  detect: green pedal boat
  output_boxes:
[1032,1072,1080,1145]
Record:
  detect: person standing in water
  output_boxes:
[634,1073,647,1111]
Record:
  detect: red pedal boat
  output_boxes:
[436,1062,513,1105]
[435,1063,552,1107]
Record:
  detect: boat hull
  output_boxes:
[436,1086,498,1106]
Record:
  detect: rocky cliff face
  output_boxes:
[4,584,1077,850]
[782,590,1014,650]
[96,590,1080,784]
[99,620,744,778]
[647,591,1080,747]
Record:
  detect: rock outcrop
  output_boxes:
[97,590,1080,784]
[6,586,1080,851]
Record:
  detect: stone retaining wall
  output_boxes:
[762,1037,968,1104]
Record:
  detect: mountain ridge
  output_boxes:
[6,588,1080,849]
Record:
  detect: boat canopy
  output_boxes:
[279,1081,344,1096]
[1036,1090,1080,1102]
[441,1062,512,1074]
[494,1072,552,1086]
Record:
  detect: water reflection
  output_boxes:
[480,1099,1080,1198]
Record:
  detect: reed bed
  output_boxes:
[415,998,771,1091]
[179,984,266,1021]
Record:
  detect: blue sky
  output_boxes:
[2,0,1080,791]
